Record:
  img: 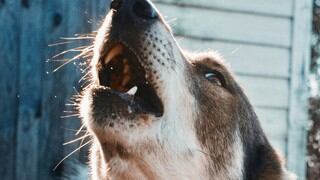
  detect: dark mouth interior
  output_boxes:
[98,43,164,117]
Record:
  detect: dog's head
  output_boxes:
[80,0,260,178]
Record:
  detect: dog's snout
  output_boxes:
[132,0,158,20]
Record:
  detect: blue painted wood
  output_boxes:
[15,0,44,179]
[37,1,69,179]
[0,1,20,180]
[0,0,105,179]
[36,0,109,179]
[92,0,109,29]
[62,0,93,167]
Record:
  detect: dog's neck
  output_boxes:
[90,137,209,180]
[88,103,210,180]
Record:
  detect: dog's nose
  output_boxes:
[110,0,122,11]
[132,0,158,20]
[110,0,158,20]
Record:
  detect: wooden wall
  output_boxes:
[0,0,312,179]
[0,1,110,180]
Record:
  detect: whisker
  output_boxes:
[52,48,92,73]
[166,17,177,24]
[79,71,91,83]
[61,114,81,118]
[51,45,93,59]
[52,61,76,73]
[63,110,76,113]
[61,37,95,40]
[53,140,93,171]
[62,127,87,132]
[47,59,73,63]
[81,63,92,72]
[48,41,75,47]
[230,46,242,55]
[80,82,92,89]
[80,131,90,146]
[82,53,93,58]
[76,124,86,136]
[65,103,78,106]
[63,134,90,146]
[81,82,93,91]
[67,98,81,104]
[73,86,81,95]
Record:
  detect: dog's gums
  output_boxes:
[79,0,296,179]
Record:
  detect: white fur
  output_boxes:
[213,132,244,180]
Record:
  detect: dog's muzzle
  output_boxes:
[91,0,166,120]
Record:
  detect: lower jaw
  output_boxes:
[90,85,163,119]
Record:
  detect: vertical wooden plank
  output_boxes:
[287,0,313,179]
[37,0,95,178]
[37,0,68,179]
[62,0,93,167]
[0,1,20,180]
[15,0,44,179]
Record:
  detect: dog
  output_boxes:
[78,0,296,179]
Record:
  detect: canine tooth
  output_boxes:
[105,44,124,64]
[127,86,138,95]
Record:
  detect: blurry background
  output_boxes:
[0,0,316,180]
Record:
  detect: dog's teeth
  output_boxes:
[127,86,138,95]
[105,44,124,64]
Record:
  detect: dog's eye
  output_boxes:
[205,71,225,87]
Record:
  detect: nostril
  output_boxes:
[133,1,158,20]
[110,0,122,11]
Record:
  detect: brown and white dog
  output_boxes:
[78,0,296,179]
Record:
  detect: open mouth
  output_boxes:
[98,43,164,117]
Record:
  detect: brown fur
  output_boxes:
[185,52,288,179]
